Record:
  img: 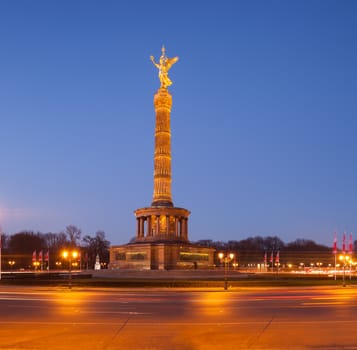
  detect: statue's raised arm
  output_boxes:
[150,46,179,89]
[150,55,159,69]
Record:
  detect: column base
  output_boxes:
[151,200,173,207]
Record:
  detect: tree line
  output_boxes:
[193,236,357,268]
[1,225,110,271]
[1,230,355,270]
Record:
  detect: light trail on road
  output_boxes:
[0,286,357,349]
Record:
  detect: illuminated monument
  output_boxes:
[109,47,214,270]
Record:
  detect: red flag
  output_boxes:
[275,251,280,263]
[270,251,273,263]
[342,232,346,254]
[38,250,43,262]
[349,233,353,255]
[45,250,49,262]
[333,232,337,254]
[32,250,37,262]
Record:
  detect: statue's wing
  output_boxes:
[166,56,179,70]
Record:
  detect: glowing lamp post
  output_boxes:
[8,260,15,271]
[339,254,350,287]
[218,252,235,290]
[33,261,40,270]
[62,250,78,289]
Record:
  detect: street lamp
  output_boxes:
[339,254,350,287]
[33,261,40,270]
[8,260,15,271]
[316,262,323,274]
[62,250,78,289]
[218,252,235,290]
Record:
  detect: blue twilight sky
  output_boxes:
[0,0,356,247]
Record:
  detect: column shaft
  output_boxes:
[152,88,173,207]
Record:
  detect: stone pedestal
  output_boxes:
[109,242,215,270]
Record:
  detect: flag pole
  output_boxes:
[0,227,2,281]
[348,232,353,280]
[333,232,337,281]
[40,250,43,271]
[264,251,267,273]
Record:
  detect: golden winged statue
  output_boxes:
[150,46,179,88]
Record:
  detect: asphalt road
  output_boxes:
[0,285,357,350]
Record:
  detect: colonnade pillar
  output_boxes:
[147,216,152,237]
[134,208,190,242]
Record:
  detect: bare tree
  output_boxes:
[43,232,68,250]
[65,225,81,247]
[8,231,46,268]
[82,230,110,268]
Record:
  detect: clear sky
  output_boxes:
[0,0,356,247]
